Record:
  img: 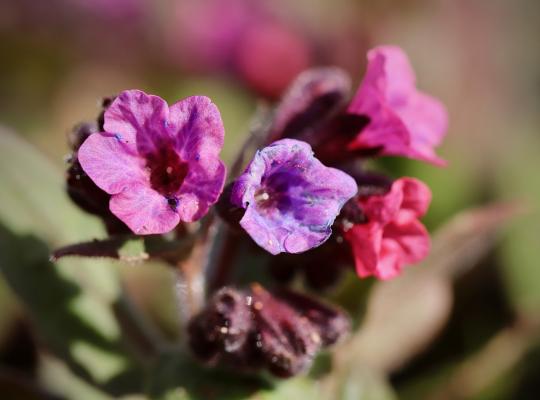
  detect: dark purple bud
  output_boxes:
[187,284,351,378]
[65,97,129,235]
[274,289,350,346]
[249,284,321,377]
[68,122,97,152]
[269,67,351,144]
[188,288,252,364]
[312,113,374,164]
[97,96,117,131]
[352,171,393,198]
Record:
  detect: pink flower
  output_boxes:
[348,46,448,166]
[78,90,226,235]
[235,20,312,99]
[344,178,431,280]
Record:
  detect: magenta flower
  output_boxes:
[348,46,448,166]
[78,90,226,235]
[231,139,357,255]
[344,177,431,280]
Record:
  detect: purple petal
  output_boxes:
[169,96,225,163]
[168,96,227,219]
[78,132,146,194]
[176,160,227,222]
[109,183,180,235]
[80,90,227,233]
[104,89,171,155]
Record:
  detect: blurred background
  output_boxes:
[0,0,539,399]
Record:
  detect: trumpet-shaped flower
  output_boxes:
[344,177,431,279]
[348,46,448,165]
[78,89,226,234]
[231,139,357,254]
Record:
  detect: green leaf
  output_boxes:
[0,127,103,243]
[39,354,114,400]
[331,367,397,400]
[0,226,141,392]
[146,353,321,400]
[334,203,518,374]
[0,128,143,394]
[494,133,540,314]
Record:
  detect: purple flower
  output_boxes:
[348,46,448,166]
[231,139,357,255]
[78,89,226,235]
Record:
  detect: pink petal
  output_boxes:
[78,132,146,194]
[104,90,170,155]
[169,96,227,220]
[376,239,404,279]
[168,96,225,162]
[398,92,448,166]
[348,45,448,166]
[109,183,180,235]
[344,223,382,278]
[384,217,430,265]
[371,46,416,103]
[177,160,226,222]
[394,178,432,217]
[360,180,404,224]
[401,93,448,148]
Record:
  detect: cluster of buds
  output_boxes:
[62,45,447,377]
[188,284,349,377]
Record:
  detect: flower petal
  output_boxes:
[168,96,227,219]
[384,216,430,265]
[104,89,171,155]
[109,183,180,235]
[399,92,448,165]
[360,179,403,224]
[169,96,225,163]
[346,176,432,279]
[344,223,382,278]
[396,177,432,217]
[376,239,404,279]
[348,45,448,165]
[239,206,286,255]
[177,160,227,222]
[78,132,146,194]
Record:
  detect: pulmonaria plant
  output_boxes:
[231,139,357,254]
[58,45,449,380]
[78,90,226,234]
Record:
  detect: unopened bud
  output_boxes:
[187,284,351,378]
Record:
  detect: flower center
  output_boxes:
[147,145,188,197]
[254,188,276,209]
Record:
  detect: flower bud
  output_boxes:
[65,97,129,235]
[188,287,252,363]
[269,67,351,144]
[187,283,350,378]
